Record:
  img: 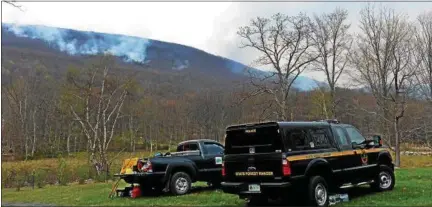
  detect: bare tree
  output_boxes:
[3,78,31,159]
[65,55,131,175]
[414,11,432,149]
[414,11,432,102]
[350,5,416,167]
[310,8,352,118]
[238,13,317,120]
[3,0,23,10]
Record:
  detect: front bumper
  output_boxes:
[221,181,292,197]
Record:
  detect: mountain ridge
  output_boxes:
[1,22,320,90]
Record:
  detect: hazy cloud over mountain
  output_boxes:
[3,1,430,86]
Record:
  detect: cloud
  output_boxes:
[2,1,431,83]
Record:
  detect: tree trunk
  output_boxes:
[67,134,71,156]
[129,116,134,152]
[31,109,37,157]
[149,125,153,153]
[330,88,336,119]
[394,118,401,167]
[74,135,77,153]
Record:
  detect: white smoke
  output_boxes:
[4,23,149,63]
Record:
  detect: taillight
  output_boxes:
[137,161,143,171]
[282,159,291,176]
[222,162,226,176]
[142,161,153,173]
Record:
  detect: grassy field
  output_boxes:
[2,151,431,188]
[1,151,154,188]
[2,167,432,206]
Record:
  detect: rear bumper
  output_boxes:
[221,181,292,197]
[114,172,165,185]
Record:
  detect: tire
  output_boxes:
[370,165,395,192]
[307,176,330,207]
[169,172,192,195]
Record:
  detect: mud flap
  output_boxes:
[163,174,172,192]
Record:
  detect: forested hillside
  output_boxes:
[1,5,431,174]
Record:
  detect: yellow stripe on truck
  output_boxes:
[286,148,386,162]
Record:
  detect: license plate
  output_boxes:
[248,184,260,192]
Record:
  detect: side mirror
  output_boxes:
[372,135,383,147]
[352,142,363,149]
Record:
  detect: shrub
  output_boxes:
[34,169,48,188]
[76,166,89,185]
[57,155,69,186]
[2,169,17,188]
[15,174,25,191]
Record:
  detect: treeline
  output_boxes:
[1,4,431,173]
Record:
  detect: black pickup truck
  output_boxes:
[221,120,395,206]
[115,139,225,196]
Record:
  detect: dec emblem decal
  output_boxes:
[215,157,223,165]
[360,149,368,165]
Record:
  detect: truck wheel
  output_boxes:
[307,176,329,207]
[170,172,192,195]
[371,165,395,192]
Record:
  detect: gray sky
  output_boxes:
[2,1,431,85]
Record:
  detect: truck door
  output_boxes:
[332,126,359,182]
[177,142,205,169]
[344,126,375,181]
[200,142,224,181]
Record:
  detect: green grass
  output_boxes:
[2,151,430,189]
[2,168,432,206]
[339,167,432,206]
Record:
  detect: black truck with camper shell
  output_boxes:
[221,120,395,207]
[114,139,224,196]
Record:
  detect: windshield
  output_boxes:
[345,127,366,144]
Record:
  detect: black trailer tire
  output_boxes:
[170,172,192,195]
[371,165,395,192]
[307,176,329,207]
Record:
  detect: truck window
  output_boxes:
[225,125,283,154]
[285,128,331,150]
[203,142,224,155]
[285,129,311,151]
[308,128,331,148]
[345,127,366,144]
[334,127,349,146]
[177,143,199,152]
